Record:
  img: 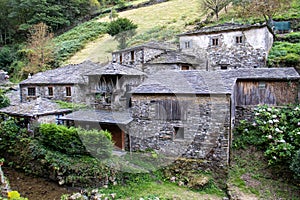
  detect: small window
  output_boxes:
[181,65,190,70]
[220,65,228,70]
[174,127,184,140]
[120,54,123,64]
[48,87,53,96]
[184,41,191,49]
[66,86,71,97]
[130,51,134,62]
[28,87,36,96]
[212,38,219,46]
[236,36,243,44]
[258,82,266,89]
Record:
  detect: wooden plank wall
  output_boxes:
[235,80,299,106]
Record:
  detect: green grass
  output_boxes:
[97,173,224,200]
[66,0,202,64]
[228,148,300,199]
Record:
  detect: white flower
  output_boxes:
[273,119,279,123]
[298,122,300,126]
[255,112,260,116]
[297,132,300,135]
[252,122,257,126]
[283,147,287,151]
[272,115,277,118]
[275,128,283,133]
[294,107,300,111]
[245,128,248,132]
[267,108,272,111]
[273,156,277,160]
[268,120,273,124]
[279,139,286,143]
[263,121,267,124]
[267,135,273,139]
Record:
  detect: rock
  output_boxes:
[178,181,184,186]
[110,193,116,199]
[187,175,209,189]
[58,179,65,185]
[69,193,83,200]
[170,176,176,182]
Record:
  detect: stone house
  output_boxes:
[178,23,274,70]
[60,62,145,150]
[19,60,100,103]
[0,97,71,126]
[112,41,177,71]
[128,68,299,165]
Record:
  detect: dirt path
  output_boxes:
[2,167,78,200]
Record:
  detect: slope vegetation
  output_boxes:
[66,0,201,64]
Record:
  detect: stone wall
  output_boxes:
[88,75,144,111]
[20,84,87,103]
[128,94,231,166]
[207,44,266,70]
[112,47,165,71]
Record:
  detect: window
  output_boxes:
[236,36,243,44]
[174,127,184,140]
[155,100,182,120]
[258,82,266,90]
[212,38,219,46]
[184,41,191,49]
[181,65,190,70]
[220,65,228,70]
[130,51,134,62]
[48,87,53,96]
[120,54,123,64]
[28,87,36,96]
[66,86,71,97]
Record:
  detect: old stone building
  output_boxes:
[19,60,100,103]
[128,68,300,165]
[179,23,273,70]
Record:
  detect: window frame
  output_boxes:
[27,87,36,97]
[66,86,72,97]
[48,86,54,96]
[235,35,244,44]
[184,41,191,49]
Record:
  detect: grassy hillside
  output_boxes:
[66,0,202,64]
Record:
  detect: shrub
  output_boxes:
[290,150,300,178]
[38,123,86,155]
[77,128,113,159]
[234,105,300,165]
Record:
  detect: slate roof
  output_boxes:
[148,50,204,65]
[112,40,177,53]
[0,98,71,117]
[132,68,300,95]
[86,62,145,76]
[20,60,101,85]
[178,23,267,36]
[60,110,132,124]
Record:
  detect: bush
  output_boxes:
[77,128,113,159]
[38,123,86,155]
[268,41,300,67]
[234,105,300,165]
[37,124,114,159]
[283,32,300,43]
[290,150,300,179]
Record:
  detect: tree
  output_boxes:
[23,23,54,76]
[200,0,231,21]
[106,18,138,49]
[233,0,291,23]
